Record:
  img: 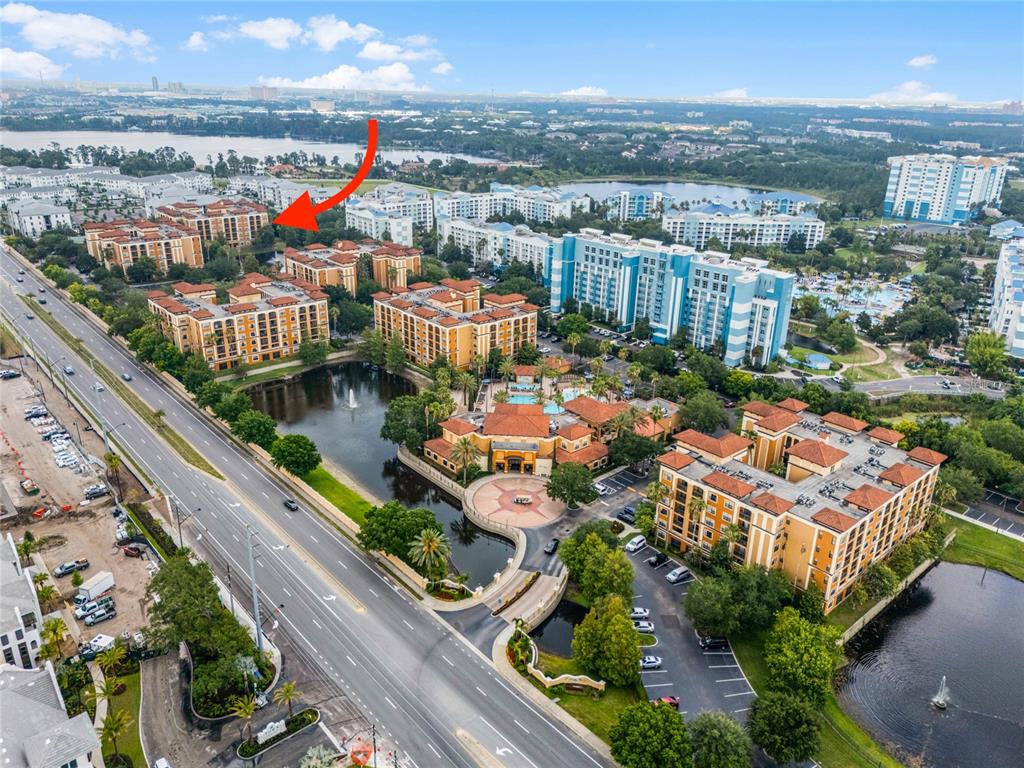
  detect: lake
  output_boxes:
[530,598,588,657]
[2,130,493,165]
[247,362,514,587]
[836,562,1024,768]
[556,180,818,207]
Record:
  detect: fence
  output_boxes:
[522,626,605,693]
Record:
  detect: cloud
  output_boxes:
[357,40,440,62]
[712,87,748,98]
[238,17,303,50]
[303,14,379,51]
[402,34,435,47]
[183,31,208,52]
[261,61,426,91]
[431,61,453,75]
[0,2,151,60]
[869,80,957,104]
[561,86,608,97]
[906,54,938,69]
[0,46,64,78]
[202,14,235,24]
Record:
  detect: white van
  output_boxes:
[625,535,646,553]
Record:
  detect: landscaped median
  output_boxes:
[237,707,320,759]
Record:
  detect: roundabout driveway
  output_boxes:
[468,475,566,528]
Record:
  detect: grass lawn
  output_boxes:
[831,342,881,366]
[943,515,1024,582]
[842,363,901,383]
[303,466,373,527]
[1,324,22,356]
[731,631,902,768]
[911,261,928,274]
[104,670,145,768]
[639,634,657,647]
[533,652,640,744]
[825,595,875,631]
[224,362,309,389]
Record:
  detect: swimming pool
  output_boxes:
[797,286,909,318]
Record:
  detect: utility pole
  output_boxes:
[246,526,264,656]
[372,724,378,768]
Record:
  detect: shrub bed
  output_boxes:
[237,707,320,758]
[126,502,178,558]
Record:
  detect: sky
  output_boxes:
[1,2,1021,104]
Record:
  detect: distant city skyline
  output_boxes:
[0,2,1022,105]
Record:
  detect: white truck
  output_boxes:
[76,570,114,602]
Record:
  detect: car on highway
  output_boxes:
[38,297,46,304]
[24,313,33,319]
[283,498,300,511]
[640,655,662,670]
[121,373,133,381]
[633,620,655,634]
[84,607,116,626]
[625,535,646,553]
[629,607,650,620]
[665,565,691,584]
[17,269,24,275]
[92,383,105,392]
[696,632,729,650]
[63,366,75,375]
[645,551,668,568]
[543,537,560,555]
[16,276,23,282]
[651,696,680,710]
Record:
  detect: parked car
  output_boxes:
[74,601,101,619]
[594,482,611,496]
[616,506,636,524]
[645,552,668,568]
[84,608,116,626]
[629,607,650,620]
[633,620,655,634]
[697,632,729,650]
[665,566,691,584]
[53,559,90,577]
[543,538,560,555]
[123,544,144,558]
[651,696,680,710]
[625,535,646,553]
[640,655,663,671]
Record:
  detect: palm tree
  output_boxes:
[408,528,452,579]
[273,680,302,720]
[454,371,476,408]
[598,340,612,359]
[612,405,647,435]
[96,645,126,677]
[451,437,482,485]
[628,363,643,383]
[498,357,516,383]
[104,452,123,498]
[590,358,604,376]
[98,707,133,762]
[493,389,510,404]
[566,333,582,361]
[649,404,668,426]
[153,409,166,430]
[36,584,59,612]
[551,390,566,409]
[86,676,122,712]
[471,354,487,380]
[533,389,546,406]
[645,480,669,508]
[230,694,258,743]
[41,617,67,662]
[591,377,610,400]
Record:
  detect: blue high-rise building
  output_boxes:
[549,229,794,366]
[605,189,675,221]
[883,154,1009,224]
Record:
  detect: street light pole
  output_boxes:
[246,526,264,656]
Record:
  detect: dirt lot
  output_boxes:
[2,362,155,645]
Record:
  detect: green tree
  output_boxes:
[40,617,67,662]
[270,434,322,476]
[98,706,133,762]
[359,329,387,365]
[746,691,820,764]
[795,583,826,624]
[230,694,258,742]
[298,340,329,366]
[194,380,231,409]
[676,370,708,398]
[862,561,899,599]
[558,313,591,338]
[272,680,301,719]
[558,521,621,574]
[680,390,728,433]
[684,577,740,636]
[571,595,641,686]
[609,431,662,470]
[546,462,598,510]
[722,370,754,399]
[580,546,635,604]
[965,331,1007,380]
[938,465,983,504]
[451,436,482,484]
[231,410,279,451]
[764,607,843,704]
[357,501,440,563]
[96,645,127,677]
[689,711,752,768]
[407,527,451,579]
[609,700,692,768]
[212,391,254,424]
[385,332,407,373]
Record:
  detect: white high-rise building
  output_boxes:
[344,199,414,246]
[884,154,1010,224]
[989,231,1024,358]
[360,182,434,228]
[433,183,590,223]
[436,217,562,276]
[661,209,825,250]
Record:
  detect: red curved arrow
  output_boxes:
[274,118,379,232]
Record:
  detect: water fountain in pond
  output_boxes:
[931,675,950,709]
[346,387,358,409]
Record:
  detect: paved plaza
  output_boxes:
[469,475,566,528]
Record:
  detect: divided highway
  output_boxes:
[0,245,609,768]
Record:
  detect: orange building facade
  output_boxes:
[282,243,359,295]
[155,198,269,247]
[85,220,203,276]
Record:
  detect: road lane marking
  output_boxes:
[709,664,739,668]
[337,559,348,569]
[428,744,441,759]
[441,655,454,667]
[645,683,674,688]
[716,677,746,683]
[725,690,755,697]
[346,655,356,666]
[514,720,529,734]
[385,696,397,709]
[310,534,319,543]
[403,619,415,631]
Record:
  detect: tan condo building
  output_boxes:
[155,198,269,247]
[147,272,329,370]
[654,398,946,612]
[85,219,203,277]
[282,242,359,295]
[372,243,422,291]
[373,279,538,370]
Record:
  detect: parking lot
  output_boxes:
[961,490,1024,539]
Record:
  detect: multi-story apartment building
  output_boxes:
[226,175,336,210]
[155,198,269,247]
[549,229,794,366]
[282,242,359,295]
[1,533,42,669]
[371,243,422,291]
[436,217,563,276]
[3,200,74,237]
[1,166,212,199]
[988,231,1024,357]
[883,154,1010,224]
[605,189,674,221]
[746,191,818,216]
[147,273,329,370]
[344,199,414,246]
[85,219,203,276]
[662,210,825,250]
[433,183,591,223]
[373,278,538,369]
[654,400,945,612]
[359,182,434,228]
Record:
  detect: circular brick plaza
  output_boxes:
[468,476,566,529]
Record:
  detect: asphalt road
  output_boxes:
[1,246,610,768]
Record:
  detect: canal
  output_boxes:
[248,361,514,588]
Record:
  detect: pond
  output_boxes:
[836,562,1024,768]
[530,598,588,657]
[247,362,514,587]
[555,180,819,208]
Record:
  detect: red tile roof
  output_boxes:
[634,420,665,438]
[811,508,859,533]
[786,439,848,467]
[557,424,592,440]
[702,470,756,499]
[482,403,549,438]
[658,452,696,471]
[878,462,925,487]
[776,398,809,413]
[423,436,454,461]
[756,410,801,433]
[439,418,477,436]
[556,441,609,466]
[513,365,538,377]
[742,400,777,417]
[822,411,869,433]
[750,492,794,515]
[483,292,525,305]
[439,278,480,293]
[172,281,215,294]
[673,429,752,458]
[565,396,630,425]
[907,446,948,466]
[868,426,905,446]
[408,281,435,290]
[844,484,894,511]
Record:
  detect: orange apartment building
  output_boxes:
[85,219,203,276]
[372,278,538,370]
[282,243,359,295]
[371,243,422,291]
[654,398,946,612]
[155,198,269,247]
[147,273,329,370]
